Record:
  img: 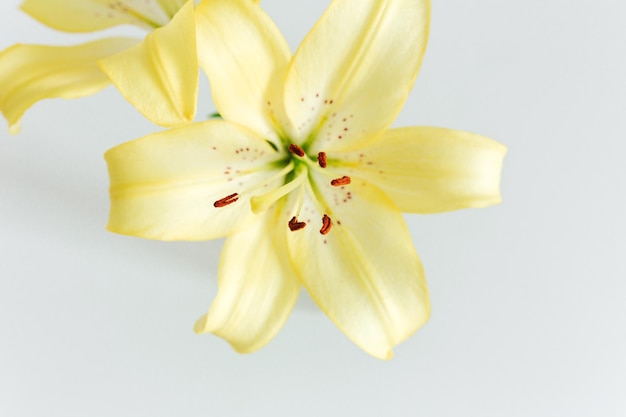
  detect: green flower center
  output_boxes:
[213,142,351,236]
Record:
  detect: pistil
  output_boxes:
[250,167,308,214]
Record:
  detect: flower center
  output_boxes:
[212,142,352,235]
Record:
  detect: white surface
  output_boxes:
[1,1,625,416]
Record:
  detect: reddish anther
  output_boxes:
[317,152,327,168]
[213,193,239,208]
[288,144,305,157]
[288,216,307,231]
[320,214,332,235]
[330,176,351,186]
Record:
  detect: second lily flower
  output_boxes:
[0,0,258,132]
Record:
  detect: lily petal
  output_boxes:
[338,127,507,213]
[283,0,430,151]
[105,120,284,241]
[99,1,198,127]
[0,38,139,134]
[20,0,178,32]
[195,0,291,140]
[194,204,300,353]
[286,172,430,359]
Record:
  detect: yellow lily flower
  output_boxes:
[0,0,203,133]
[105,0,507,359]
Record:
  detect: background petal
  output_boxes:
[195,0,291,141]
[99,1,198,127]
[283,0,430,151]
[20,0,179,32]
[286,172,430,359]
[105,120,284,241]
[195,204,300,353]
[0,38,139,134]
[337,127,507,213]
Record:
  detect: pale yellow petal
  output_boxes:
[286,172,430,359]
[195,204,300,353]
[336,127,507,213]
[105,120,284,241]
[99,1,198,127]
[195,0,291,140]
[283,0,430,151]
[20,0,179,32]
[0,38,139,134]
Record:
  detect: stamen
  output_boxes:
[288,216,307,231]
[320,214,332,235]
[317,152,327,168]
[330,176,351,186]
[288,144,305,157]
[213,193,239,208]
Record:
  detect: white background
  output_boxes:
[1,0,625,416]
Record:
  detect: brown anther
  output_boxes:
[213,193,239,208]
[330,176,351,186]
[320,214,332,235]
[317,152,327,168]
[288,216,307,231]
[288,144,305,157]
